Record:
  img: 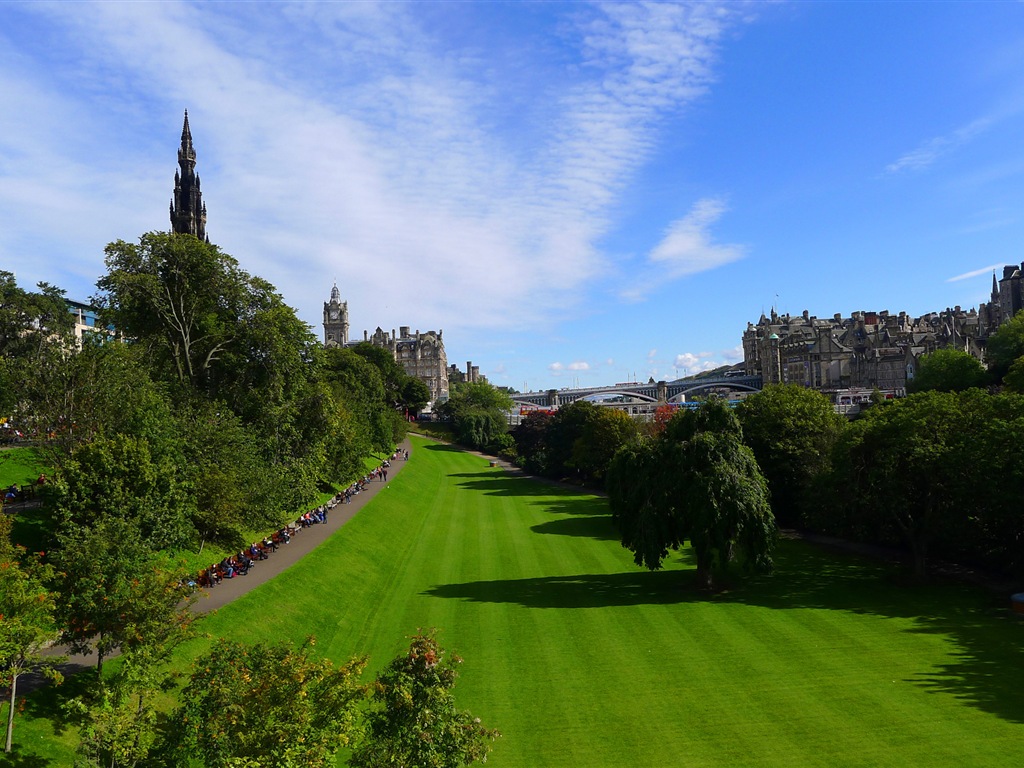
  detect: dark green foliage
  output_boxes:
[571,407,639,485]
[439,381,514,452]
[608,399,776,589]
[402,377,432,414]
[823,390,1024,578]
[543,400,600,480]
[907,348,988,393]
[737,384,845,526]
[351,630,499,768]
[985,310,1024,381]
[162,637,366,768]
[512,410,553,474]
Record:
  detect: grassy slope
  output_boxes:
[8,435,1024,766]
[195,436,1023,768]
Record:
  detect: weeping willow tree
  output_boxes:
[607,398,776,590]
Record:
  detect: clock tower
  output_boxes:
[323,282,349,347]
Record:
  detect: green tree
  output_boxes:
[1002,355,1024,394]
[352,342,410,409]
[608,399,776,589]
[0,270,73,362]
[511,410,553,475]
[66,568,198,768]
[49,433,194,551]
[907,348,988,393]
[350,630,500,768]
[570,407,639,486]
[53,518,195,674]
[737,384,846,526]
[831,391,963,579]
[439,382,514,452]
[0,517,64,754]
[543,400,600,480]
[162,637,365,767]
[985,310,1024,381]
[402,377,432,414]
[321,346,393,456]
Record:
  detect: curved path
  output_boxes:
[29,439,412,684]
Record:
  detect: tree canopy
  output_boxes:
[607,399,776,589]
[985,309,1024,381]
[737,384,845,526]
[907,348,988,393]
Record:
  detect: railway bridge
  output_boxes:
[511,373,763,411]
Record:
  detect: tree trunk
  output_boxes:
[910,534,929,582]
[695,551,714,591]
[5,671,17,753]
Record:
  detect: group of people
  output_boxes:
[192,449,409,590]
[195,493,345,588]
[341,450,407,503]
[2,473,45,505]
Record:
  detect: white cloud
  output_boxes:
[885,117,993,174]
[621,197,745,302]
[567,361,590,371]
[0,1,745,347]
[548,362,565,372]
[722,344,744,362]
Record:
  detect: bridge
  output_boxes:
[511,373,763,411]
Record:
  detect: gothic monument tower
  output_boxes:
[323,282,350,346]
[170,110,208,241]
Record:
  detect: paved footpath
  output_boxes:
[28,438,412,685]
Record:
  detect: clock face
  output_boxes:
[329,310,339,321]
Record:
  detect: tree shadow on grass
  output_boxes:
[421,442,465,453]
[17,660,95,734]
[530,515,619,540]
[529,496,607,516]
[0,748,50,768]
[425,538,1024,724]
[449,474,560,498]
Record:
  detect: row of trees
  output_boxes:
[2,232,434,553]
[1,231,490,764]
[511,335,1024,587]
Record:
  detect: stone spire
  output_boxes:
[170,110,208,242]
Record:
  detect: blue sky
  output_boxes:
[3,1,1024,393]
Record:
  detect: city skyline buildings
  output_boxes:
[3,3,1024,391]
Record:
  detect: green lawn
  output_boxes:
[0,446,45,489]
[9,434,1024,766]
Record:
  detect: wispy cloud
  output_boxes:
[0,1,743,345]
[947,264,1005,283]
[885,117,993,174]
[621,197,745,302]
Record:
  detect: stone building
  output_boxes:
[979,263,1024,334]
[448,361,483,386]
[743,306,984,393]
[322,285,449,404]
[363,326,449,404]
